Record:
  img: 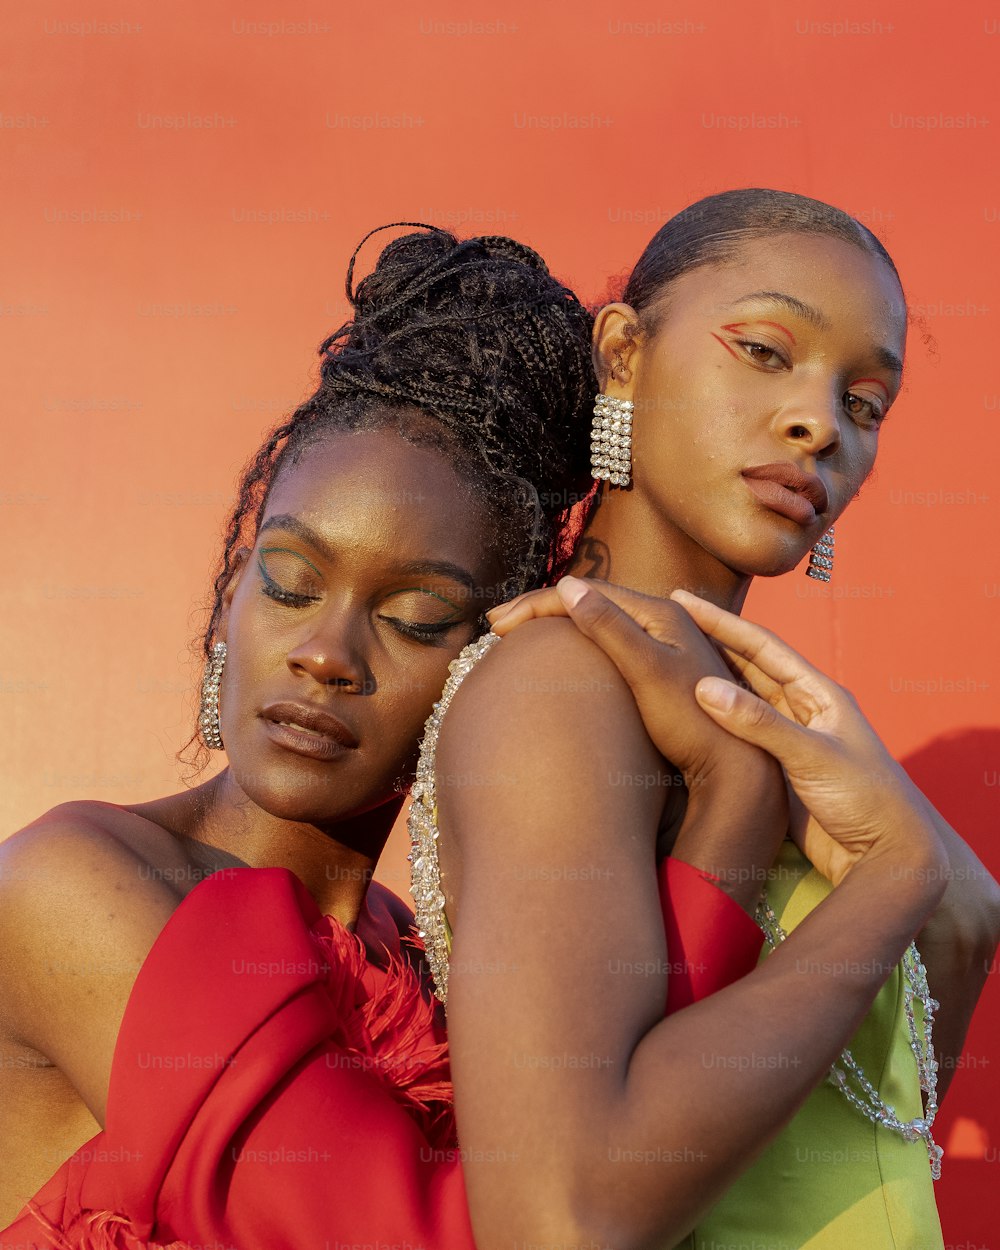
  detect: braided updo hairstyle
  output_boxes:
[201,224,597,670]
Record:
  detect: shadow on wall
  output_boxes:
[900,728,1000,1244]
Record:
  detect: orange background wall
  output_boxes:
[2,1,998,1239]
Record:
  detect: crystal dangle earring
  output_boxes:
[806,528,835,581]
[591,393,633,487]
[199,640,227,749]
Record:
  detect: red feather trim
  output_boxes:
[27,1202,195,1250]
[25,912,456,1248]
[309,917,457,1148]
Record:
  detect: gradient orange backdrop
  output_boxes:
[2,0,998,1239]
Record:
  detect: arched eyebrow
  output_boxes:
[871,346,904,377]
[259,514,335,563]
[730,290,830,329]
[730,290,903,377]
[258,513,478,590]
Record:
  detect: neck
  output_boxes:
[171,774,404,927]
[571,486,752,613]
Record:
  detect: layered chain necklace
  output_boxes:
[755,895,944,1180]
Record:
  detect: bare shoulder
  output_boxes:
[0,802,187,1121]
[441,617,632,744]
[437,618,647,791]
[435,618,664,870]
[0,799,195,930]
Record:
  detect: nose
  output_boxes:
[285,607,373,693]
[774,381,842,461]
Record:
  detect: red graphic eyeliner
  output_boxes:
[757,320,796,345]
[849,377,890,399]
[720,320,796,345]
[710,332,741,360]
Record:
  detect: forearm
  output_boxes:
[457,849,943,1250]
[584,850,943,1247]
[442,618,949,1249]
[916,814,1000,1100]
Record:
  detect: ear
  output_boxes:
[592,302,642,394]
[216,546,252,642]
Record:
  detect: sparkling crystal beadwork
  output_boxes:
[199,640,227,750]
[756,893,942,1179]
[408,631,502,1005]
[590,393,633,488]
[805,527,835,582]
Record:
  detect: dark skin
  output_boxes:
[429,235,990,1248]
[491,232,906,900]
[489,231,1000,1105]
[0,426,504,1227]
[576,234,899,605]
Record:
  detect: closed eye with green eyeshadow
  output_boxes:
[377,588,468,646]
[257,547,324,608]
[257,542,471,647]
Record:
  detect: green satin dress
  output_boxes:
[675,840,944,1250]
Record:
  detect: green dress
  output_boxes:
[675,840,944,1250]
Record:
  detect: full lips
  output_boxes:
[261,717,355,762]
[742,475,818,526]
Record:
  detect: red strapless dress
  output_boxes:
[1,861,761,1249]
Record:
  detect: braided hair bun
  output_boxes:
[203,224,597,657]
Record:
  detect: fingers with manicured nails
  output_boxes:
[695,675,815,763]
[553,577,649,668]
[488,588,563,633]
[493,577,668,637]
[672,590,840,725]
[671,589,814,689]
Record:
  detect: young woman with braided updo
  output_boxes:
[0,223,778,1250]
[0,225,604,1248]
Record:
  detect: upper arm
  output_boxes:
[0,807,181,1125]
[435,620,672,1236]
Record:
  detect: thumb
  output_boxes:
[556,577,649,678]
[694,676,812,767]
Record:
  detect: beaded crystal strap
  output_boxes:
[756,894,943,1179]
[408,631,502,1006]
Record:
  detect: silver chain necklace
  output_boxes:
[755,894,943,1179]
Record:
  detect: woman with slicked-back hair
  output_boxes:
[413,189,1000,1249]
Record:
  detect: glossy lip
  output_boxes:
[259,700,359,762]
[742,461,829,527]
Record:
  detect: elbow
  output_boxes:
[469,1177,690,1250]
[963,874,1000,963]
[474,1216,682,1250]
[928,869,1000,963]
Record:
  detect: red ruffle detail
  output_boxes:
[309,917,457,1148]
[26,1202,194,1250]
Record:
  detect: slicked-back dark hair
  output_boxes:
[202,224,597,667]
[621,188,903,335]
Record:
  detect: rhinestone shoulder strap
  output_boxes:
[408,631,502,1006]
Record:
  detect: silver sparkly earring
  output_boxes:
[591,393,633,487]
[806,528,835,581]
[199,640,227,749]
